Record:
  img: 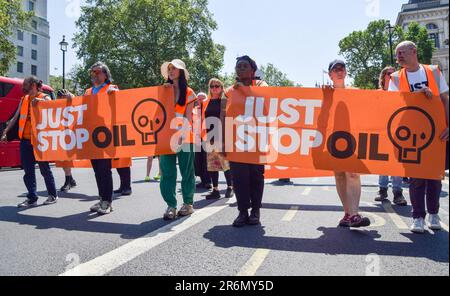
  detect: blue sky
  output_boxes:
[48,0,407,87]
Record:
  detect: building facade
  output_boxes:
[7,0,50,84]
[396,0,449,83]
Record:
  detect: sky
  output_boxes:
[48,0,407,87]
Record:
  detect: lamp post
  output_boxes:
[386,22,395,66]
[59,35,69,89]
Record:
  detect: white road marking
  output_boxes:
[443,179,449,185]
[302,187,312,196]
[60,198,235,276]
[282,206,300,222]
[382,202,409,230]
[360,212,386,228]
[237,249,270,276]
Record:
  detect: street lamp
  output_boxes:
[386,22,395,66]
[59,35,69,89]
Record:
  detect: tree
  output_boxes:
[73,0,224,92]
[49,75,78,95]
[259,63,296,87]
[0,0,33,75]
[220,63,297,89]
[338,20,434,89]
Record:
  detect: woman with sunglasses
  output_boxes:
[203,78,234,200]
[159,59,197,220]
[374,66,407,206]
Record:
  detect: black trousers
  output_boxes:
[117,167,131,190]
[195,146,211,185]
[230,162,265,212]
[91,159,113,202]
[209,170,233,188]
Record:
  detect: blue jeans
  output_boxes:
[20,140,57,201]
[379,175,403,193]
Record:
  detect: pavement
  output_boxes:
[0,158,448,276]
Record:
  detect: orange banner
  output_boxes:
[264,166,334,179]
[225,87,447,180]
[55,158,132,168]
[31,86,178,161]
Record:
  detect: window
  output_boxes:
[426,23,438,30]
[32,34,37,45]
[0,82,15,97]
[31,49,37,60]
[17,62,24,73]
[17,46,24,57]
[17,30,24,41]
[31,65,37,76]
[32,20,37,30]
[429,33,440,48]
[28,1,35,12]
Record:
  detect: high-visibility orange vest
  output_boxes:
[84,83,118,96]
[174,87,196,144]
[390,64,442,96]
[18,92,49,140]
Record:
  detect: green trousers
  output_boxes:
[160,144,195,208]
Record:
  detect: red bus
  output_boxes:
[0,76,55,168]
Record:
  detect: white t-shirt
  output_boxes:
[388,65,449,94]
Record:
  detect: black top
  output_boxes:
[204,99,222,134]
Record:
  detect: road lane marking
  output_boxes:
[381,202,409,230]
[439,221,449,232]
[282,206,300,222]
[60,198,235,276]
[237,249,270,276]
[302,188,312,196]
[443,179,449,185]
[440,208,449,216]
[361,212,386,228]
[312,178,319,182]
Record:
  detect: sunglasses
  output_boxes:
[209,85,222,89]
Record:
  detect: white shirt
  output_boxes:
[388,65,449,94]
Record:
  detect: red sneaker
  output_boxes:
[339,214,351,227]
[349,214,371,228]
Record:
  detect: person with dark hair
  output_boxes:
[159,59,197,220]
[226,55,268,227]
[62,62,131,214]
[374,66,407,206]
[1,76,58,208]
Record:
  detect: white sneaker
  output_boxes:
[411,218,425,234]
[427,214,442,231]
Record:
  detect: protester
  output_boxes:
[61,62,128,214]
[56,89,77,192]
[328,60,371,228]
[159,59,196,220]
[194,92,212,190]
[389,41,449,233]
[1,76,58,208]
[227,55,268,227]
[374,67,407,206]
[203,78,234,200]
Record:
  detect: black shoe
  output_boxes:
[279,178,291,183]
[247,209,261,225]
[393,191,407,206]
[374,188,388,202]
[113,188,123,194]
[60,176,76,192]
[233,211,249,227]
[121,188,132,196]
[206,190,221,200]
[225,188,234,198]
